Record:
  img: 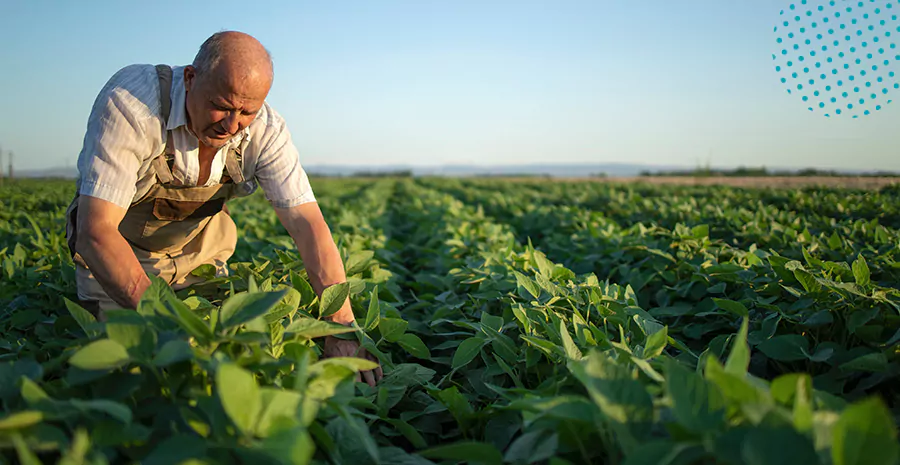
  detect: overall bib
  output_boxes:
[65,64,251,314]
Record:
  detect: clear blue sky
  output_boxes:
[1,0,898,172]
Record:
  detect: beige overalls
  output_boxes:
[65,64,252,315]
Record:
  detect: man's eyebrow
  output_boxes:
[211,97,238,110]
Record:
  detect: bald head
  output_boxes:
[192,31,273,85]
[183,31,274,149]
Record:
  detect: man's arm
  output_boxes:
[75,195,150,309]
[273,202,354,324]
[274,201,383,386]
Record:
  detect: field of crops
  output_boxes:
[1,176,899,465]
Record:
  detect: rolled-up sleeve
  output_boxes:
[252,105,317,208]
[76,65,156,209]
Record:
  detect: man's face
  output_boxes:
[183,65,270,149]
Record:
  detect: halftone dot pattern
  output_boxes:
[774,0,900,117]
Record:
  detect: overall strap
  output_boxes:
[154,64,176,184]
[156,64,173,127]
[223,143,245,184]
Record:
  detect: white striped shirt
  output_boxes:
[75,64,316,209]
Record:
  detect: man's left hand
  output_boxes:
[322,335,384,387]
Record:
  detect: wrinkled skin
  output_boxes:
[182,33,273,149]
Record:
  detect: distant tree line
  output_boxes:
[308,170,414,178]
[639,166,900,177]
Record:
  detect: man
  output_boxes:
[65,31,382,386]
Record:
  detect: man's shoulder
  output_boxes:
[102,64,159,92]
[246,101,292,143]
[93,64,164,120]
[252,101,286,130]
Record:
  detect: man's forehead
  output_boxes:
[208,72,270,104]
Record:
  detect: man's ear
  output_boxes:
[184,66,196,92]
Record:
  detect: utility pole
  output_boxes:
[0,145,4,187]
[7,150,12,181]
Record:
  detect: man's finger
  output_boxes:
[365,352,384,381]
[363,369,376,387]
[355,371,362,383]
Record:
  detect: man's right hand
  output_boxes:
[75,196,150,310]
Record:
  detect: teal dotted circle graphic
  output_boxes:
[774,0,900,117]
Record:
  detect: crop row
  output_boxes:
[0,178,898,465]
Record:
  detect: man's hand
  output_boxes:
[323,335,384,386]
[274,202,384,385]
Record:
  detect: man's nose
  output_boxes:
[223,112,240,134]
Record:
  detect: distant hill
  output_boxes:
[16,167,80,179]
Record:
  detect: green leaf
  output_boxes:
[771,373,812,406]
[741,427,819,465]
[691,224,709,239]
[107,322,156,360]
[379,318,408,342]
[255,388,302,437]
[168,299,214,344]
[384,419,428,450]
[643,326,668,359]
[138,273,177,316]
[852,255,871,287]
[190,263,217,280]
[758,335,809,362]
[319,282,350,319]
[345,250,374,275]
[704,357,767,406]
[452,337,486,370]
[725,318,750,376]
[20,378,48,405]
[840,353,888,373]
[285,318,356,339]
[792,267,823,294]
[712,298,749,317]
[480,313,504,332]
[622,440,690,465]
[257,425,315,465]
[832,397,899,465]
[291,271,317,307]
[69,339,130,371]
[568,351,653,449]
[503,430,559,464]
[419,441,503,465]
[665,357,725,433]
[792,374,813,432]
[153,339,194,367]
[216,363,261,436]
[513,270,540,300]
[559,321,582,360]
[64,298,101,338]
[220,290,288,330]
[142,434,208,465]
[311,357,380,374]
[365,286,380,331]
[0,411,44,431]
[397,334,430,359]
[848,308,880,334]
[11,433,42,465]
[69,399,133,424]
[829,231,843,249]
